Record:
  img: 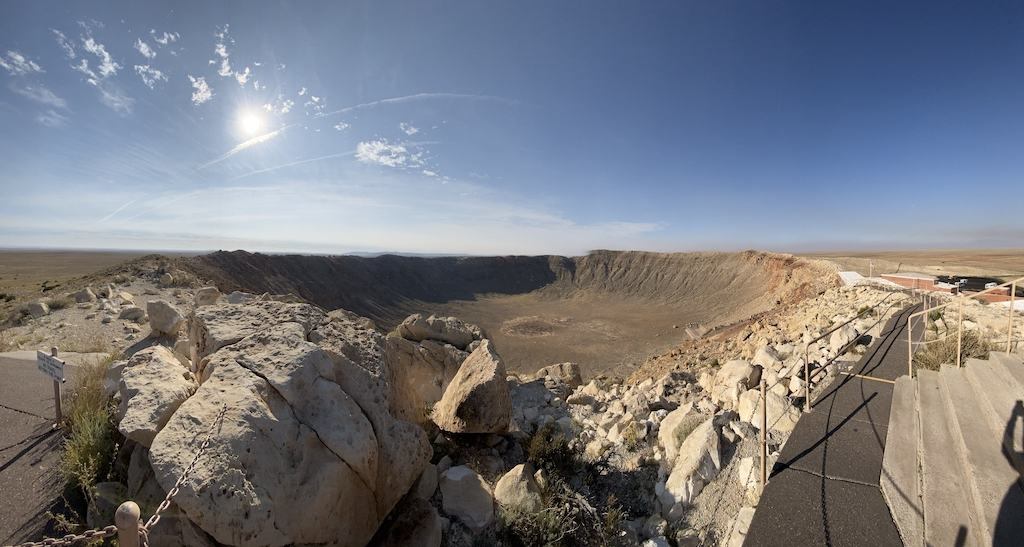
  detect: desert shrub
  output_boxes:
[916,330,993,371]
[856,305,875,317]
[61,353,120,496]
[601,494,625,539]
[527,422,577,475]
[64,332,111,354]
[46,296,72,310]
[9,304,32,325]
[621,421,645,451]
[500,474,618,547]
[928,309,943,322]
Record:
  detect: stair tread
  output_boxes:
[880,375,923,547]
[918,369,982,545]
[988,352,1024,389]
[941,365,1024,542]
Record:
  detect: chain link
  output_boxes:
[4,525,117,547]
[143,405,227,532]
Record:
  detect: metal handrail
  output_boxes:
[801,289,916,410]
[906,275,1024,375]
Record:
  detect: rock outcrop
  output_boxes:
[142,301,431,547]
[148,300,185,336]
[395,314,485,351]
[115,346,197,447]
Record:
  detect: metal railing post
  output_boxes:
[760,378,767,489]
[115,501,141,547]
[907,314,914,377]
[803,347,810,412]
[956,296,964,367]
[1009,282,1017,353]
[51,347,62,426]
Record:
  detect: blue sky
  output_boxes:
[1,1,1022,255]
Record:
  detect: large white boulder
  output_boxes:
[194,287,221,307]
[829,324,858,355]
[395,314,485,351]
[116,346,197,447]
[27,301,49,319]
[709,360,761,408]
[657,401,698,467]
[440,465,494,531]
[662,417,720,515]
[384,335,467,425]
[74,287,97,303]
[431,339,511,433]
[493,463,543,513]
[148,300,185,336]
[737,388,801,433]
[752,345,783,371]
[150,303,430,547]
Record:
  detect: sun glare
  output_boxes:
[237,110,264,137]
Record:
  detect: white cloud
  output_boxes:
[52,29,76,58]
[304,95,326,115]
[150,30,179,45]
[234,66,250,85]
[134,38,156,59]
[333,121,350,131]
[36,109,68,127]
[188,75,213,105]
[422,169,438,177]
[298,87,307,96]
[356,139,425,168]
[263,97,294,114]
[82,37,120,77]
[134,65,167,88]
[212,25,251,87]
[10,83,67,109]
[400,122,419,135]
[72,58,133,114]
[0,50,43,76]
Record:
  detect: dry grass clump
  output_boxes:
[916,330,993,371]
[60,353,120,496]
[526,422,577,475]
[499,474,625,547]
[45,296,72,310]
[63,331,111,354]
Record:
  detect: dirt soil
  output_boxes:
[801,249,1024,280]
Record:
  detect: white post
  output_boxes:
[50,347,62,426]
[115,501,141,547]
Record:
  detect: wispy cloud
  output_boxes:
[150,30,180,46]
[212,25,251,87]
[0,50,43,76]
[134,38,156,59]
[36,109,68,127]
[400,122,419,135]
[52,29,76,58]
[188,75,213,105]
[200,128,285,168]
[9,82,67,109]
[333,121,350,131]
[263,97,294,114]
[134,65,167,88]
[319,92,516,119]
[82,37,120,76]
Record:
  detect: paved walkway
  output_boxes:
[744,304,923,546]
[0,351,104,544]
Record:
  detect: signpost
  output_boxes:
[37,347,64,426]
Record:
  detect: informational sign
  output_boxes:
[37,350,65,381]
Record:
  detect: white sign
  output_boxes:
[37,351,65,381]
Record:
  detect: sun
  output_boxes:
[237,109,264,137]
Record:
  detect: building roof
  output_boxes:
[882,272,936,280]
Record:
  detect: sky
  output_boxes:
[1,1,1023,256]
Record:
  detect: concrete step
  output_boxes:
[987,351,1024,388]
[917,369,984,546]
[962,360,1024,467]
[940,365,1024,543]
[880,375,923,547]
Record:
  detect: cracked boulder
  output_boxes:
[116,346,198,447]
[430,339,512,433]
[149,302,430,547]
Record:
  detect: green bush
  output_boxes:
[46,296,72,310]
[61,353,120,495]
[527,422,577,475]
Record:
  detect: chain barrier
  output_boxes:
[3,405,226,547]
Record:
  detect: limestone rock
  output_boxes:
[194,287,221,307]
[116,346,197,447]
[440,466,493,532]
[534,362,583,388]
[150,304,430,547]
[375,497,442,547]
[829,324,858,355]
[119,305,146,322]
[657,402,699,467]
[709,360,761,407]
[385,335,467,425]
[493,463,543,512]
[726,507,756,547]
[395,314,485,351]
[158,272,174,286]
[412,464,438,500]
[737,389,800,433]
[28,301,49,319]
[74,287,97,303]
[225,291,255,304]
[663,417,720,513]
[752,345,783,370]
[148,300,185,336]
[431,340,511,433]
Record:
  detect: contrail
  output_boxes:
[98,199,137,222]
[229,150,355,181]
[198,128,285,170]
